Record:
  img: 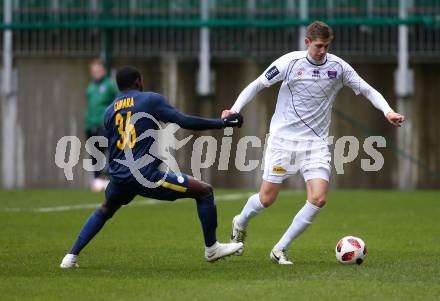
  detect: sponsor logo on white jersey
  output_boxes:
[265,66,280,80]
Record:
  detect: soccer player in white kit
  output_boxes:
[223,21,405,264]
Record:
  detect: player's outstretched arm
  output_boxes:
[222,78,266,118]
[386,112,405,127]
[151,93,243,130]
[169,111,244,130]
[342,62,405,128]
[223,53,293,118]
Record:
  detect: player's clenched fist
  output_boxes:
[386,112,405,127]
[221,109,237,119]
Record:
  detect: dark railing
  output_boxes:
[1,1,439,60]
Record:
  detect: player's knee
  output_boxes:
[100,202,120,219]
[259,191,277,208]
[200,183,213,198]
[309,193,327,208]
[195,186,215,207]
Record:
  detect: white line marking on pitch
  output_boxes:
[1,193,253,213]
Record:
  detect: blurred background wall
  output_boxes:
[1,0,439,189]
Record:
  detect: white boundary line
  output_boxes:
[1,193,253,213]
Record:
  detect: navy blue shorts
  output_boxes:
[105,171,190,206]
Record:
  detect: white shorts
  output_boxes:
[262,135,331,184]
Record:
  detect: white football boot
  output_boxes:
[270,248,293,265]
[60,254,79,268]
[230,215,247,255]
[205,242,244,262]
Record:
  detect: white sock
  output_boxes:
[274,201,320,251]
[235,193,265,228]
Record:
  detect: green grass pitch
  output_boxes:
[0,189,439,301]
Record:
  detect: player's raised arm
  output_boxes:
[342,61,405,127]
[150,93,243,130]
[222,78,266,118]
[222,52,295,118]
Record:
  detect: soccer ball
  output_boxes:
[335,236,367,265]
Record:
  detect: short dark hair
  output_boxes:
[116,66,142,91]
[306,21,333,41]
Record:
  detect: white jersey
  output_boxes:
[231,51,393,141]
